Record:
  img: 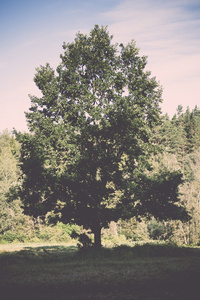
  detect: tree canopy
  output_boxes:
[16,25,187,248]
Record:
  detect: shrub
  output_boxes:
[147,218,166,240]
[133,222,150,241]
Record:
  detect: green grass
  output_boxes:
[1,243,200,299]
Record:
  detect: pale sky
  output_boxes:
[0,0,200,132]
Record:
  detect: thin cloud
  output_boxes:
[0,0,199,132]
[101,0,200,116]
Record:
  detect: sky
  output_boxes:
[0,0,200,132]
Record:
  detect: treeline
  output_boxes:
[149,105,200,245]
[154,105,200,158]
[0,131,80,243]
[1,105,200,245]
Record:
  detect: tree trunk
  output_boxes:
[94,225,102,249]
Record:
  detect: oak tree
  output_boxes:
[16,25,176,248]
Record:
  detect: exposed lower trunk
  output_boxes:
[94,225,102,249]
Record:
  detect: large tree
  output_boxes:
[16,25,185,248]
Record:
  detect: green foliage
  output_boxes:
[16,25,164,248]
[177,150,200,245]
[0,130,20,197]
[117,217,138,239]
[56,222,81,237]
[134,170,188,221]
[147,218,166,240]
[2,29,199,247]
[132,221,150,241]
[0,220,81,244]
[117,217,149,241]
[0,131,24,237]
[153,106,200,160]
[151,106,200,245]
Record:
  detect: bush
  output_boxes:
[133,222,150,241]
[102,234,127,247]
[0,231,17,243]
[147,218,166,240]
[35,223,81,243]
[56,222,81,238]
[0,222,82,244]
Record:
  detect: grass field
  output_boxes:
[1,243,200,299]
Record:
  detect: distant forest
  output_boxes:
[1,105,200,246]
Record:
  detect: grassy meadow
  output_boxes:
[1,243,200,299]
